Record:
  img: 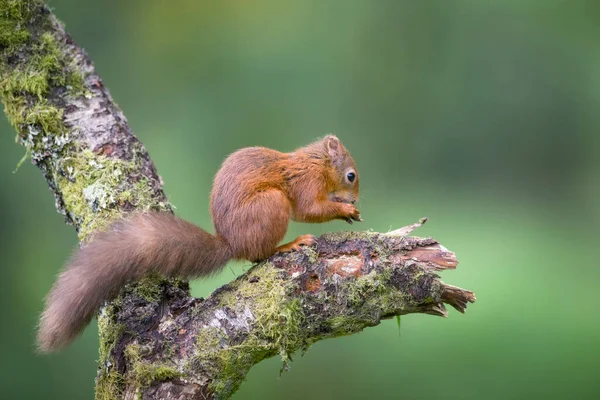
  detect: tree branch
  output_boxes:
[0,2,476,399]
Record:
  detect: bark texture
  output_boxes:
[0,2,476,399]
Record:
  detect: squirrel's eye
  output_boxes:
[347,172,356,183]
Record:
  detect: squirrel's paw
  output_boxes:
[276,234,317,253]
[339,203,362,224]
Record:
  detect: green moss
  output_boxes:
[125,343,182,390]
[190,326,223,376]
[0,21,30,51]
[95,276,181,399]
[320,230,375,245]
[56,149,166,240]
[1,32,64,100]
[0,0,85,170]
[95,369,124,400]
[98,315,124,366]
[318,231,393,262]
[311,269,394,338]
[326,315,373,334]
[303,246,319,264]
[0,0,38,51]
[196,338,274,398]
[132,274,165,303]
[315,265,419,340]
[23,101,64,133]
[219,266,306,358]
[0,29,79,133]
[216,263,281,308]
[189,264,307,398]
[96,304,125,400]
[2,69,49,100]
[345,269,391,307]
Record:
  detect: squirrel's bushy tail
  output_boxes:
[37,212,232,353]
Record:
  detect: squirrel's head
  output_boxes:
[322,135,359,205]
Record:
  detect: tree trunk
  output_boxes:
[0,1,476,399]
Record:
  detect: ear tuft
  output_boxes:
[325,135,340,158]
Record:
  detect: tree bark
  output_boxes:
[0,1,476,399]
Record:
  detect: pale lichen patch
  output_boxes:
[55,149,167,239]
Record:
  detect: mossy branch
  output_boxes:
[0,0,169,240]
[0,2,476,400]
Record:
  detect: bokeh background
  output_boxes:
[1,0,598,399]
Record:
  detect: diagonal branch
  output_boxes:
[106,226,475,400]
[0,2,476,399]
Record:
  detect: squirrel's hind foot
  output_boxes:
[275,234,317,253]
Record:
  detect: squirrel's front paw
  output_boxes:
[340,203,362,224]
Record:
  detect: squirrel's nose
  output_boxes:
[351,200,356,204]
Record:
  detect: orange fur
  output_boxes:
[37,135,360,352]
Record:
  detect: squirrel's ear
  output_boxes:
[325,135,341,158]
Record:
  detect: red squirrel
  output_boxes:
[37,135,360,352]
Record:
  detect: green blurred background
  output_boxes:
[1,0,598,398]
